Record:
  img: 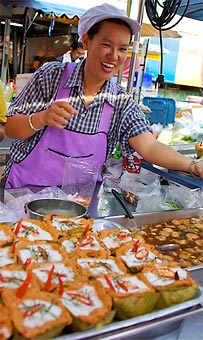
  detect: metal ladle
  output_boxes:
[157,243,180,253]
[112,189,181,254]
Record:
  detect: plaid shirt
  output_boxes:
[5,59,151,175]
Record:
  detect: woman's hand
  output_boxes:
[42,101,78,129]
[189,159,203,178]
[5,101,78,139]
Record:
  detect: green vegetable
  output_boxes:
[181,136,196,143]
[165,200,183,210]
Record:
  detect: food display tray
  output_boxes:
[53,208,203,340]
[54,288,203,340]
[104,207,203,285]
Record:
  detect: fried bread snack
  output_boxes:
[28,259,80,291]
[59,231,110,259]
[44,215,94,237]
[13,218,58,242]
[142,263,199,308]
[116,240,164,273]
[0,245,17,268]
[60,279,113,331]
[0,223,15,246]
[0,264,38,292]
[98,273,158,320]
[98,228,144,255]
[76,256,127,278]
[0,304,13,340]
[15,240,67,266]
[1,288,72,339]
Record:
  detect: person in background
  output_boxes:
[57,40,85,63]
[4,3,203,189]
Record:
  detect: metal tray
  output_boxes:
[53,209,203,340]
[104,207,203,285]
[54,288,203,340]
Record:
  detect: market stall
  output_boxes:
[0,2,202,339]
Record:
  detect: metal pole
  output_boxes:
[126,0,146,95]
[134,38,149,103]
[19,7,29,74]
[12,27,18,80]
[1,18,11,85]
[117,0,132,85]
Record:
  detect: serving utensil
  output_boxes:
[157,243,180,253]
[111,189,142,235]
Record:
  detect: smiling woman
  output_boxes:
[4,3,203,190]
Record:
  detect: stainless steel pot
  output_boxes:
[24,198,88,220]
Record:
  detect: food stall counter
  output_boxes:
[141,161,203,189]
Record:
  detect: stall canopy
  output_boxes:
[0,0,181,85]
[1,0,181,38]
[176,0,203,21]
[1,0,86,18]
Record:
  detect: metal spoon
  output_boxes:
[111,189,142,235]
[157,243,180,254]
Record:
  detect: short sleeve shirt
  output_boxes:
[5,59,152,175]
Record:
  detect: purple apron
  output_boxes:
[5,63,116,188]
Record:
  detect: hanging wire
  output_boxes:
[145,0,190,86]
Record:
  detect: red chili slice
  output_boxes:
[66,292,93,306]
[11,241,16,253]
[16,270,32,298]
[25,258,32,267]
[23,303,44,318]
[57,273,64,296]
[14,218,24,235]
[135,247,149,260]
[117,280,129,292]
[104,275,116,292]
[131,240,140,252]
[44,265,54,291]
[83,221,91,238]
[117,232,131,239]
[151,267,175,279]
[37,246,49,260]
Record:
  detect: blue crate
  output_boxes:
[142,96,176,127]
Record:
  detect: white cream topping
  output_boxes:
[120,248,161,267]
[51,217,81,232]
[61,284,103,316]
[61,236,101,253]
[102,230,132,249]
[20,299,61,328]
[77,258,124,275]
[0,327,11,339]
[0,269,26,289]
[0,247,15,267]
[32,263,74,283]
[99,275,148,294]
[19,244,63,264]
[144,267,187,286]
[15,221,53,241]
[0,230,10,241]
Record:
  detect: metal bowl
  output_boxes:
[24,198,87,220]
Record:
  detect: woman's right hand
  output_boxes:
[42,101,78,129]
[5,101,78,139]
